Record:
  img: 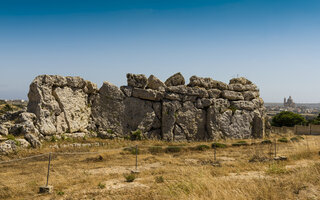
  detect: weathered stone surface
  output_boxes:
[162,101,181,141]
[195,98,212,109]
[221,90,244,101]
[25,133,41,148]
[147,75,166,91]
[164,93,182,101]
[127,73,148,89]
[175,101,207,140]
[207,89,221,99]
[132,88,164,101]
[166,86,208,98]
[188,76,215,89]
[229,77,252,85]
[0,140,17,154]
[244,84,258,91]
[0,125,8,136]
[165,72,185,86]
[27,75,95,136]
[228,84,245,92]
[123,97,158,134]
[91,81,125,135]
[231,101,255,111]
[243,91,259,101]
[120,86,133,97]
[207,109,253,139]
[21,73,265,143]
[16,139,30,148]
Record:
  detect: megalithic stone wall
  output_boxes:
[27,73,266,141]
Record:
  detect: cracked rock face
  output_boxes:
[24,73,266,142]
[27,75,97,135]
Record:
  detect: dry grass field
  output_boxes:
[0,134,319,200]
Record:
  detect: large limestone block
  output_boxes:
[252,110,265,138]
[162,101,181,141]
[127,73,148,89]
[188,76,215,89]
[53,87,91,133]
[91,82,125,135]
[132,88,164,101]
[228,84,245,92]
[165,72,185,86]
[188,76,228,90]
[166,86,208,98]
[230,101,255,111]
[208,109,253,139]
[123,97,159,134]
[243,91,259,101]
[207,89,222,98]
[229,77,252,85]
[175,101,207,140]
[27,75,96,135]
[221,90,244,101]
[147,75,166,91]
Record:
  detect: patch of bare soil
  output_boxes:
[86,162,162,175]
[285,160,320,170]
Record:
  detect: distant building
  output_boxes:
[284,96,295,108]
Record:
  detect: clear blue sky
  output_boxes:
[1,0,320,103]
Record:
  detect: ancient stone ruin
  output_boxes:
[0,73,265,153]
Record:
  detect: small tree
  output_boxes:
[271,111,306,127]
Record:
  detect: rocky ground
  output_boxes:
[0,135,319,200]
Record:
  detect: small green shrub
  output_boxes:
[106,129,113,134]
[124,173,136,182]
[211,142,227,148]
[61,134,67,140]
[261,139,272,144]
[51,135,58,142]
[278,137,288,143]
[290,137,299,142]
[98,182,106,189]
[194,144,210,151]
[6,134,15,140]
[165,146,182,153]
[123,147,139,155]
[57,191,65,195]
[232,141,249,147]
[155,176,164,183]
[266,163,288,174]
[148,146,163,154]
[130,129,142,141]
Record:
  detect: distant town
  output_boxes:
[265,96,320,119]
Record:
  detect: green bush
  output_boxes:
[165,146,182,153]
[211,142,227,148]
[290,137,299,142]
[123,147,139,155]
[271,111,307,127]
[130,129,142,141]
[278,137,288,143]
[6,134,15,140]
[98,182,106,189]
[50,135,58,142]
[148,146,163,154]
[261,139,272,144]
[193,144,210,151]
[232,141,249,147]
[155,176,164,183]
[57,191,65,195]
[124,173,136,182]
